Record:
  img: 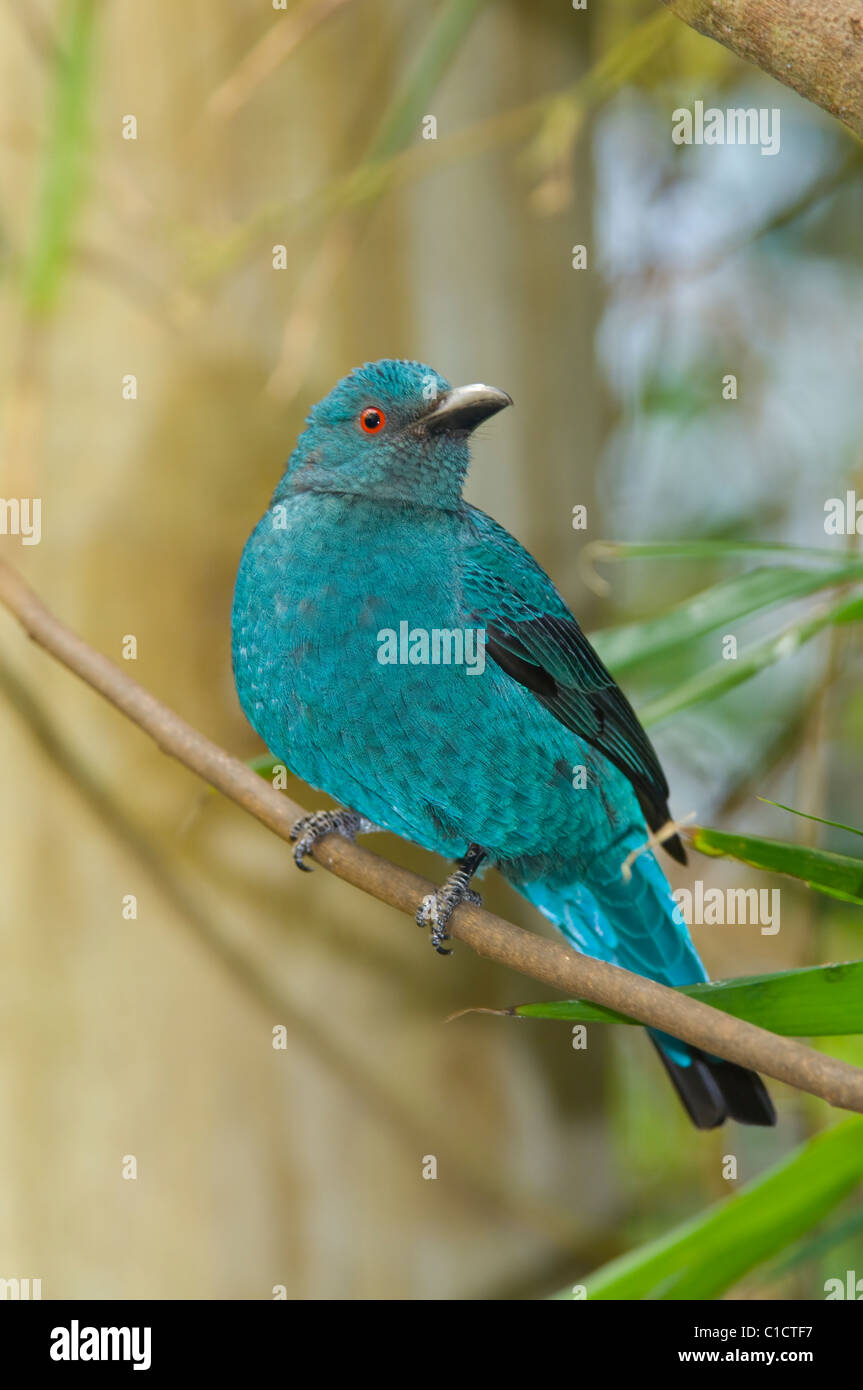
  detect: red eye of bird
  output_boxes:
[360,406,386,434]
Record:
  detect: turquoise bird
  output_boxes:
[232,359,775,1128]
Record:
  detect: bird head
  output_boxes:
[277,359,512,508]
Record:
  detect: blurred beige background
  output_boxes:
[0,0,858,1299]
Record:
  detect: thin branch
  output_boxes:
[1,558,862,1113]
[662,0,863,140]
[204,0,357,127]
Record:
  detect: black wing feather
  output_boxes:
[484,617,687,865]
[462,505,686,864]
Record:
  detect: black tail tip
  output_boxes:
[653,1042,777,1129]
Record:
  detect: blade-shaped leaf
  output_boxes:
[638,594,863,726]
[592,563,863,673]
[758,797,863,840]
[514,960,863,1035]
[555,1118,863,1299]
[246,753,286,780]
[691,824,863,906]
[758,1201,863,1281]
[23,0,97,316]
[586,539,851,564]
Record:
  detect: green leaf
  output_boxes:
[587,539,851,565]
[515,998,636,1025]
[23,0,97,316]
[246,753,285,780]
[592,563,863,673]
[638,593,863,726]
[514,961,863,1036]
[365,0,490,164]
[834,595,863,625]
[555,1118,863,1299]
[691,824,863,906]
[758,1201,863,1281]
[757,797,863,840]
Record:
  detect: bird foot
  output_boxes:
[290,808,378,871]
[416,845,486,955]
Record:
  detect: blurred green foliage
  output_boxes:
[559,1118,863,1300]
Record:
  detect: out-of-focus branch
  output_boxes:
[1,557,862,1113]
[662,0,863,139]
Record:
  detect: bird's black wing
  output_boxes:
[460,505,686,863]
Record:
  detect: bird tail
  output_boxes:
[650,1038,775,1128]
[506,847,776,1129]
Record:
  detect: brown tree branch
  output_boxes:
[662,0,863,139]
[1,557,862,1112]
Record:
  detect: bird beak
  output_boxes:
[419,383,513,434]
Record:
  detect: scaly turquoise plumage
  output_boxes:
[232,359,775,1128]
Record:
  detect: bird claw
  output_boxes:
[289,808,377,871]
[416,878,482,955]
